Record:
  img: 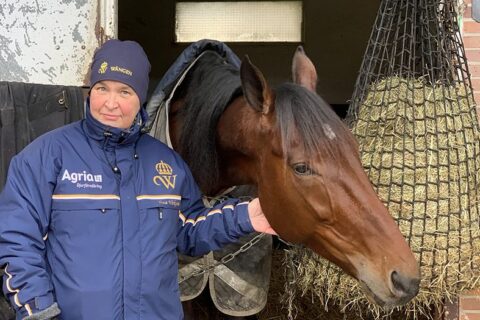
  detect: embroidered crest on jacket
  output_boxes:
[153,161,177,189]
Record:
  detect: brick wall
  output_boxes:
[459,290,480,320]
[463,0,480,105]
[450,4,480,320]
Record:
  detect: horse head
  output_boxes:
[169,46,420,308]
[227,47,420,308]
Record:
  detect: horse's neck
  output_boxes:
[215,97,261,188]
[170,96,261,195]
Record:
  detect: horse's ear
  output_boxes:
[292,46,318,92]
[240,55,274,114]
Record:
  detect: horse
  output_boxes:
[166,45,420,313]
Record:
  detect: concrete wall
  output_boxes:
[0,0,116,86]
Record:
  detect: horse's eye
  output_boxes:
[293,163,312,175]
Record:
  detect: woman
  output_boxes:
[0,39,274,320]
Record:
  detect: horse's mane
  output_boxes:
[174,51,241,192]
[274,83,356,160]
[175,51,354,193]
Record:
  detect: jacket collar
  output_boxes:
[83,97,148,148]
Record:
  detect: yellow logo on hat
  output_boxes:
[110,66,133,76]
[98,61,108,74]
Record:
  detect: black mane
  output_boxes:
[174,51,241,193]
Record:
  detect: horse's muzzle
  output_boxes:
[390,270,420,304]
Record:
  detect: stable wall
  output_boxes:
[118,0,380,105]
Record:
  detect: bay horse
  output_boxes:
[167,46,420,310]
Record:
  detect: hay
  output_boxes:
[283,77,480,319]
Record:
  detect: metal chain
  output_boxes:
[179,232,266,284]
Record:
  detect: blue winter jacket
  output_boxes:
[0,102,254,319]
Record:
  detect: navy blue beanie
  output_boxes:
[90,39,151,106]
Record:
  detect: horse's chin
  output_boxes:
[358,281,384,306]
[359,280,411,309]
[359,281,393,308]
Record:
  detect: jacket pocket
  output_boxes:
[138,200,179,249]
[48,199,123,312]
[51,199,120,237]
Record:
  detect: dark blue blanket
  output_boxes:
[145,39,240,129]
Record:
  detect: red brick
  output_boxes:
[465,6,472,18]
[466,50,480,63]
[470,78,480,90]
[470,69,480,79]
[468,64,480,75]
[460,296,480,310]
[460,313,480,320]
[464,21,480,33]
[473,92,480,105]
[463,36,480,47]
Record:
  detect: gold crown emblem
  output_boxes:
[98,61,108,74]
[156,161,173,175]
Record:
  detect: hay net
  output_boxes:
[284,0,480,318]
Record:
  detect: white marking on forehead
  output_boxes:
[323,124,336,140]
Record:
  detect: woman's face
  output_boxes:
[89,80,141,129]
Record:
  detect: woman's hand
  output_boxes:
[247,198,277,235]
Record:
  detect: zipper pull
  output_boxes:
[159,208,163,220]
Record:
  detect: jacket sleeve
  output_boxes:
[0,141,59,319]
[176,162,254,257]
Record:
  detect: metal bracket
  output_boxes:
[473,0,480,22]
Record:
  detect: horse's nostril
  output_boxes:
[390,271,420,299]
[391,271,406,293]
